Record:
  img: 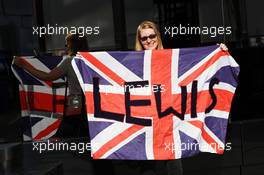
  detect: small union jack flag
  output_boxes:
[12,56,66,141]
[72,45,239,160]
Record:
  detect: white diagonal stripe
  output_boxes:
[101,128,145,159]
[90,117,133,154]
[74,55,120,87]
[90,52,143,82]
[178,48,220,82]
[194,55,238,89]
[205,109,229,119]
[31,116,58,138]
[178,120,202,140]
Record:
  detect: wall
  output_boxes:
[0,0,37,55]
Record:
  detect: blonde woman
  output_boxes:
[135,20,228,51]
[134,20,182,175]
[135,20,163,50]
[135,21,228,175]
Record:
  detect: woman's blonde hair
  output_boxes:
[135,21,163,51]
[65,33,88,56]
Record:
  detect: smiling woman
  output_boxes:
[134,20,183,175]
[135,21,163,51]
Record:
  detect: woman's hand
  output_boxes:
[218,43,228,51]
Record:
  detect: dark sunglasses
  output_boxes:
[140,34,157,42]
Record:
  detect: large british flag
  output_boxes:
[72,45,239,160]
[12,56,67,141]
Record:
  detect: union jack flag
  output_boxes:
[12,56,67,141]
[72,45,239,160]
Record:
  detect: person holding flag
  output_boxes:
[13,33,89,138]
[134,20,228,175]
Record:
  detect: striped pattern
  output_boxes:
[72,45,239,160]
[12,56,66,141]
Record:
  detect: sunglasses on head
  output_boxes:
[140,34,157,42]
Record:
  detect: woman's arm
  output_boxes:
[14,57,64,81]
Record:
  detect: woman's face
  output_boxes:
[140,28,158,50]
